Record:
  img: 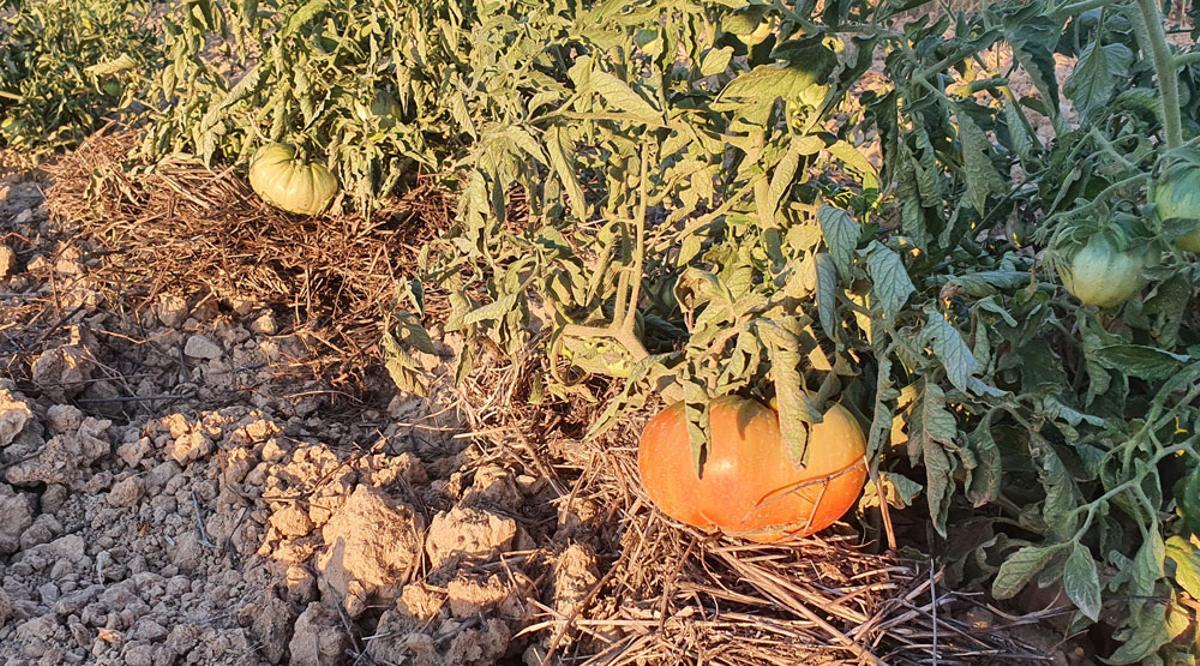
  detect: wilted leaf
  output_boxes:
[908,382,957,535]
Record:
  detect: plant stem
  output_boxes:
[1054,0,1117,19]
[1177,52,1200,67]
[623,146,648,336]
[1134,0,1184,149]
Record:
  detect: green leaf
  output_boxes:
[714,62,833,108]
[760,320,821,466]
[1183,466,1200,534]
[815,253,839,341]
[1063,40,1132,122]
[861,472,923,510]
[699,46,734,77]
[896,144,929,250]
[589,70,661,124]
[882,472,923,508]
[1034,441,1079,539]
[1166,536,1200,599]
[817,205,859,278]
[545,128,588,220]
[382,331,428,397]
[1144,274,1192,348]
[462,292,520,326]
[924,307,988,395]
[908,382,957,536]
[1133,530,1166,596]
[1063,544,1102,622]
[1107,602,1173,665]
[1091,344,1190,380]
[1004,11,1060,115]
[682,378,710,476]
[827,140,879,191]
[864,241,915,317]
[282,0,328,37]
[84,54,138,77]
[766,138,805,221]
[956,110,1005,214]
[992,544,1064,600]
[965,415,1002,506]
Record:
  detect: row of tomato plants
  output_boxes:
[5,0,1200,660]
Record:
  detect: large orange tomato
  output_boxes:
[637,396,867,543]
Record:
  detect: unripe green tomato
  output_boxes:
[1060,235,1145,308]
[1154,164,1200,253]
[248,143,338,216]
[370,91,401,127]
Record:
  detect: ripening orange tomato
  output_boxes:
[637,396,867,543]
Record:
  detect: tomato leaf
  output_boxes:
[864,241,915,318]
[815,253,840,341]
[965,414,1002,507]
[589,70,662,125]
[908,382,957,535]
[956,110,1005,214]
[1132,530,1166,597]
[1107,601,1175,665]
[992,544,1065,600]
[817,205,859,278]
[1064,40,1132,122]
[1063,543,1102,622]
[923,307,1003,397]
[1091,344,1190,380]
[1165,536,1200,599]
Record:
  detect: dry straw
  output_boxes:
[448,351,1050,665]
[43,127,453,390]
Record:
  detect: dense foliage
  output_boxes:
[0,0,158,151]
[5,0,1200,661]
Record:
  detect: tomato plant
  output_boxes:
[0,0,157,152]
[638,396,867,542]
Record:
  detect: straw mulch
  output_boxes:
[449,354,1051,665]
[42,128,453,390]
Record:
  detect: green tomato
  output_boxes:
[248,143,338,216]
[1154,163,1200,253]
[1060,235,1145,308]
[370,91,401,128]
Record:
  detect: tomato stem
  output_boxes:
[1053,0,1116,19]
[1134,0,1184,149]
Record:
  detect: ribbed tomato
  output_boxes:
[1154,162,1200,253]
[637,396,867,543]
[1060,235,1145,308]
[248,143,338,216]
